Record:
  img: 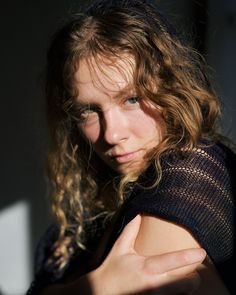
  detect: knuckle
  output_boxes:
[177,251,190,265]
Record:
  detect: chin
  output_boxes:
[114,162,148,177]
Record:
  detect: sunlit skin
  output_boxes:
[72,56,230,295]
[74,56,165,175]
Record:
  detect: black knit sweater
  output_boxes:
[26,142,236,294]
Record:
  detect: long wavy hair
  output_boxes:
[46,0,220,270]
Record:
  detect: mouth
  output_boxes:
[111,150,141,164]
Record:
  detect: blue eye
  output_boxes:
[126,96,141,104]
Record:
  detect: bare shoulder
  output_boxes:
[134,215,230,295]
[134,215,200,255]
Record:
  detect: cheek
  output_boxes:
[78,123,101,144]
[130,110,164,139]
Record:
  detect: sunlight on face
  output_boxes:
[74,55,165,175]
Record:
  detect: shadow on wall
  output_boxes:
[0,1,89,294]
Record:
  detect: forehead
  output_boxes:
[74,54,136,97]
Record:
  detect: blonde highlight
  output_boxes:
[45,1,221,271]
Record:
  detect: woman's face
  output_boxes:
[74,56,165,175]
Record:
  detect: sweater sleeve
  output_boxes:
[26,217,105,294]
[25,225,61,294]
[26,225,83,294]
[119,143,235,292]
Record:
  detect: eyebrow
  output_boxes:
[113,84,136,99]
[75,84,137,107]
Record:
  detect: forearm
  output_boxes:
[36,216,206,295]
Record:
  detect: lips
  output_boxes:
[111,150,141,164]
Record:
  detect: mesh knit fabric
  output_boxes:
[26,142,235,294]
[109,142,235,294]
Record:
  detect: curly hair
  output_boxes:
[45,0,221,271]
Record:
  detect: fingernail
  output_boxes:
[186,248,206,263]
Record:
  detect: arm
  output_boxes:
[39,215,206,295]
[134,215,230,295]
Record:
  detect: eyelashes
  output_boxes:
[71,105,100,124]
[124,95,141,106]
[73,95,142,125]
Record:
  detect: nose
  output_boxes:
[102,108,128,145]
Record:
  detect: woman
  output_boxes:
[27,0,235,294]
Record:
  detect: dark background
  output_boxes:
[0,1,235,294]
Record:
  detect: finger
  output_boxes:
[111,215,142,255]
[145,248,206,274]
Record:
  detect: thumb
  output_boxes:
[110,215,141,255]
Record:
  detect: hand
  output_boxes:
[88,215,206,295]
